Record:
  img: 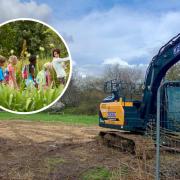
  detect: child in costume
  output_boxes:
[0,55,6,84]
[7,55,18,89]
[25,55,38,88]
[36,62,52,89]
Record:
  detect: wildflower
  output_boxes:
[10,49,14,54]
[27,53,31,58]
[39,46,45,51]
[49,43,55,48]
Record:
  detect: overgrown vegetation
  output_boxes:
[0,20,70,112]
[0,84,62,112]
[0,20,68,58]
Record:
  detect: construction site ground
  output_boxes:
[0,120,179,180]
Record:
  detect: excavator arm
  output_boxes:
[141,34,180,121]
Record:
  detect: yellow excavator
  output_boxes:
[99,34,180,154]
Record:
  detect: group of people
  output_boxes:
[0,48,69,89]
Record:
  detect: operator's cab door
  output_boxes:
[161,82,180,132]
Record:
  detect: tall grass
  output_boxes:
[0,57,70,112]
[0,84,63,112]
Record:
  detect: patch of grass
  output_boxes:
[81,167,111,180]
[81,165,132,180]
[45,157,65,171]
[0,112,98,125]
[110,165,129,179]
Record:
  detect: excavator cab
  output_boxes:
[99,79,145,133]
[161,81,180,132]
[99,79,180,134]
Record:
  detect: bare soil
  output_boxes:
[0,121,131,179]
[0,120,178,180]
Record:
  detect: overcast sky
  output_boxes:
[1,0,180,76]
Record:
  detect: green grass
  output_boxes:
[81,167,111,180]
[81,166,132,180]
[0,112,98,125]
[45,157,66,172]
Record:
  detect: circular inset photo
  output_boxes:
[0,18,72,114]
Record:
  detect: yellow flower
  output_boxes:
[10,49,14,54]
[39,46,45,51]
[49,43,55,48]
[27,53,31,58]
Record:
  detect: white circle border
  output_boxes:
[0,18,73,115]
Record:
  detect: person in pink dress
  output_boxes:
[7,55,19,89]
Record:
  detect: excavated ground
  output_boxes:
[0,120,179,180]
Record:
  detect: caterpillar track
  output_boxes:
[99,130,180,158]
[159,129,180,153]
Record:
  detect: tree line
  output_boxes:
[62,62,180,115]
[62,64,144,115]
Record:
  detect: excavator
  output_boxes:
[99,34,180,154]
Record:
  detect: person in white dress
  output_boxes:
[52,48,69,85]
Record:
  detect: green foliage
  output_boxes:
[0,20,67,58]
[64,103,99,115]
[63,89,105,115]
[0,84,62,112]
[0,21,70,112]
[0,54,70,112]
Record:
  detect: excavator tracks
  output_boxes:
[160,129,180,153]
[146,124,180,152]
[99,131,155,159]
[99,130,180,158]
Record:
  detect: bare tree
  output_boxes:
[103,64,144,84]
[166,62,180,80]
[61,64,146,114]
[61,69,82,106]
[103,64,145,99]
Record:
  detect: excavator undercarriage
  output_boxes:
[99,128,180,159]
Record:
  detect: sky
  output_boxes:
[1,0,180,77]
